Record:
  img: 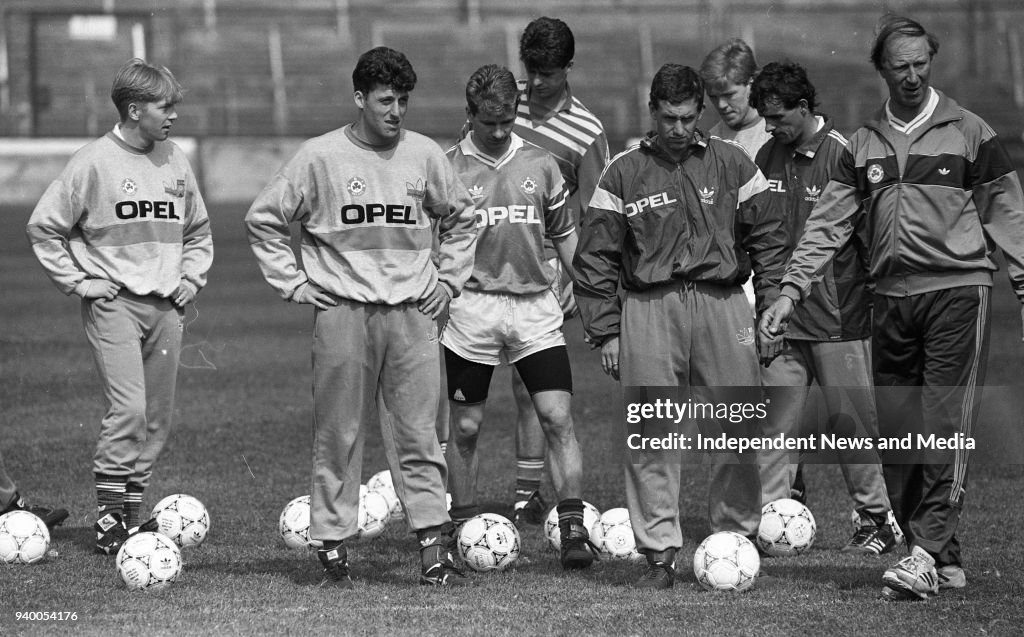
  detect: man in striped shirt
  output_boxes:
[506,17,609,526]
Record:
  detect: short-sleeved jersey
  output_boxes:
[446,133,571,295]
[27,130,213,298]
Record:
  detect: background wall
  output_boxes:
[2,0,1022,203]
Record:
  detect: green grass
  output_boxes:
[2,204,1023,636]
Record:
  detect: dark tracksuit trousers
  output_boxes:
[873,285,991,568]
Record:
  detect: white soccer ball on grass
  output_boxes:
[116,531,182,591]
[279,495,321,549]
[756,497,816,556]
[152,493,210,548]
[590,507,643,561]
[0,510,50,564]
[457,512,521,572]
[693,531,760,592]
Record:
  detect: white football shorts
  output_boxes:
[441,288,565,366]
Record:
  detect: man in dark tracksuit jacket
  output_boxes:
[760,16,1024,600]
[750,61,897,556]
[574,64,786,590]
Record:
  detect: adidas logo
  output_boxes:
[406,178,426,200]
[699,187,715,205]
[735,326,755,345]
[938,168,950,175]
[453,388,466,402]
[804,185,821,202]
[419,536,438,548]
[468,184,484,201]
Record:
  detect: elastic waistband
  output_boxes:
[628,278,741,300]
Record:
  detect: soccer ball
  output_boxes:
[116,531,182,591]
[279,495,321,549]
[757,498,816,556]
[152,494,210,549]
[366,470,403,522]
[367,469,394,494]
[590,507,643,561]
[0,510,50,564]
[355,485,390,540]
[457,512,520,572]
[544,501,600,550]
[693,531,760,592]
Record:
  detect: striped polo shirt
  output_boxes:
[513,79,608,218]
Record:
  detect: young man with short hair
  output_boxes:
[574,64,783,589]
[699,39,772,156]
[498,17,609,526]
[27,58,213,554]
[444,64,596,570]
[750,60,898,555]
[246,47,477,588]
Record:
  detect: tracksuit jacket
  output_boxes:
[781,90,1024,303]
[573,130,786,344]
[755,117,870,341]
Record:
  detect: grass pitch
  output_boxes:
[2,204,1023,636]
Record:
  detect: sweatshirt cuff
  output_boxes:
[438,281,455,300]
[72,280,91,298]
[179,280,198,297]
[288,281,309,302]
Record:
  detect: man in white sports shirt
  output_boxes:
[246,47,477,589]
[443,64,597,570]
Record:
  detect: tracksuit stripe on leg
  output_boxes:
[951,287,987,506]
